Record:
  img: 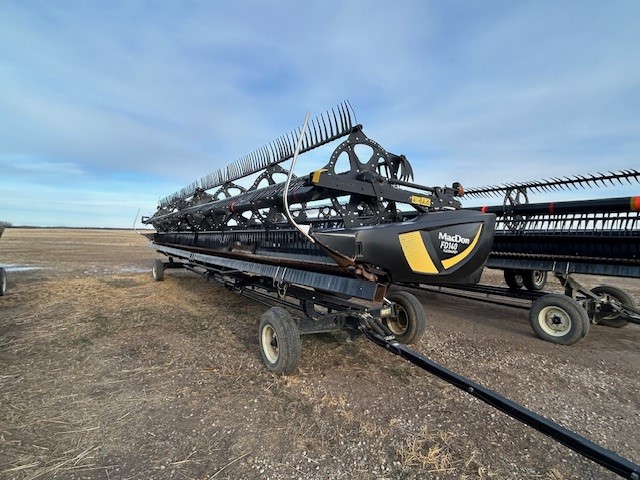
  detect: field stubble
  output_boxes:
[0,228,639,479]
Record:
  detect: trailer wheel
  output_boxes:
[504,269,524,290]
[152,260,164,281]
[259,307,301,375]
[0,267,6,296]
[591,285,635,328]
[529,294,589,345]
[384,291,427,344]
[523,270,547,291]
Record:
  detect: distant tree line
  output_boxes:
[0,221,12,228]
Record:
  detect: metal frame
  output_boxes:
[154,245,394,337]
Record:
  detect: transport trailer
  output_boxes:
[150,244,415,374]
[149,246,640,479]
[142,105,639,478]
[430,178,640,346]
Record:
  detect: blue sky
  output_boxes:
[1,1,638,227]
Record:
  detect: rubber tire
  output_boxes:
[258,307,301,375]
[529,294,589,345]
[523,270,548,291]
[591,285,635,328]
[384,291,427,344]
[152,259,164,281]
[0,267,6,296]
[504,269,524,290]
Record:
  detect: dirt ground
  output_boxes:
[1,228,638,480]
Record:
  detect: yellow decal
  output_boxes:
[410,195,432,207]
[399,231,438,274]
[442,225,483,269]
[311,169,328,184]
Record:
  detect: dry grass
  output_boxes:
[1,228,638,479]
[397,425,455,472]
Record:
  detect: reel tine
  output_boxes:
[467,168,640,198]
[612,171,623,186]
[269,139,279,162]
[274,135,284,161]
[597,172,607,186]
[159,102,357,203]
[289,130,298,154]
[562,179,574,190]
[342,102,350,129]
[336,102,344,130]
[326,109,334,137]
[282,135,292,159]
[274,138,285,161]
[350,100,357,125]
[271,135,279,161]
[311,117,320,145]
[321,113,330,141]
[342,100,352,129]
[575,174,587,187]
[257,150,264,171]
[267,144,276,168]
[261,145,272,167]
[303,122,313,150]
[334,107,343,135]
[283,133,294,158]
[286,132,295,156]
[248,152,256,172]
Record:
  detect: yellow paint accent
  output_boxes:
[410,195,432,207]
[311,169,328,184]
[399,231,439,274]
[441,225,483,270]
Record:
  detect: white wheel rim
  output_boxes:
[1,271,5,293]
[153,264,157,277]
[261,324,279,363]
[538,305,571,336]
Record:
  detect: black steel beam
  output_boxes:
[154,244,386,302]
[362,329,640,479]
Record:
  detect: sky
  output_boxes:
[0,1,639,228]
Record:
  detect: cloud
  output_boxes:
[0,1,638,226]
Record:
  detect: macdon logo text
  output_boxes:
[438,232,471,254]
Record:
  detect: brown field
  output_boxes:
[0,228,639,479]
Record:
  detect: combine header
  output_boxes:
[144,102,493,286]
[428,173,640,344]
[142,104,639,478]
